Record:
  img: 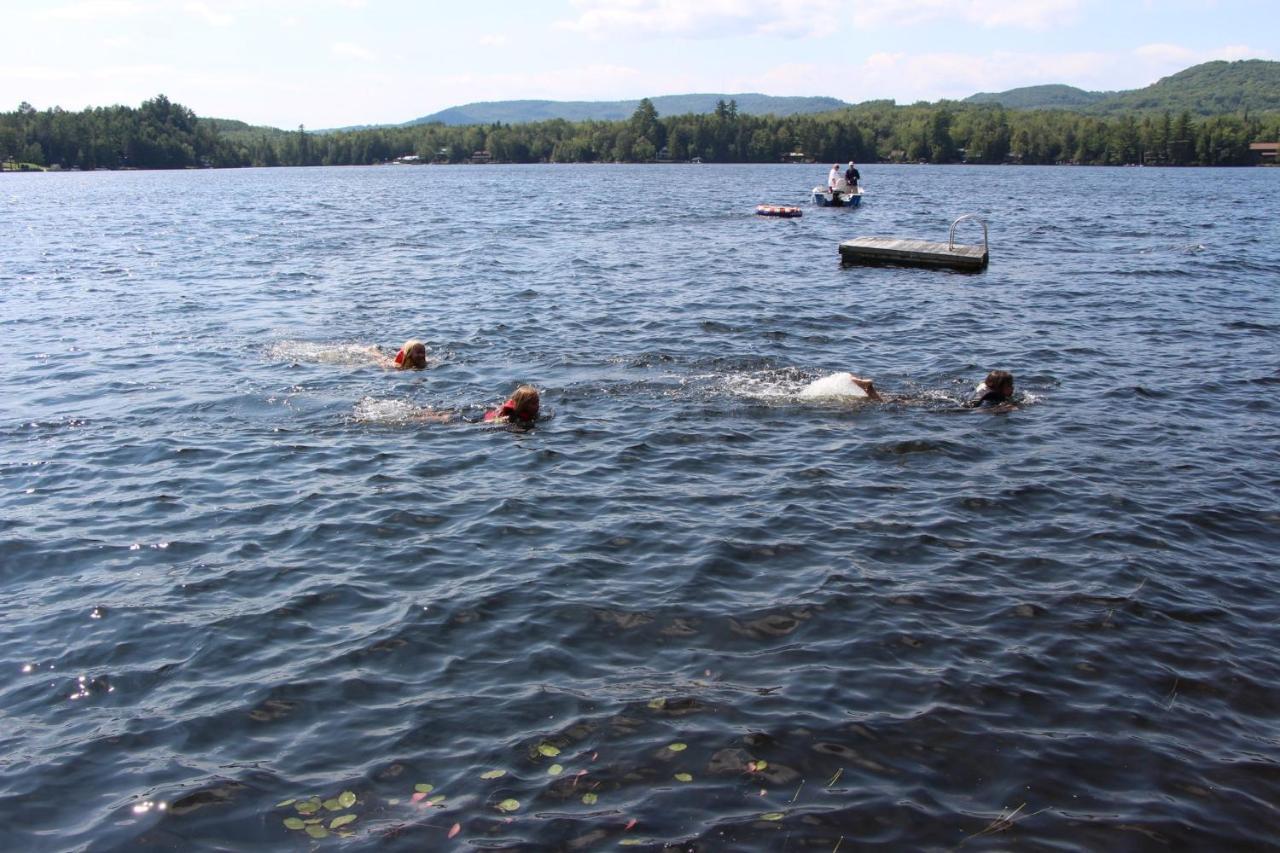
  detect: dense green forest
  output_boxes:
[3,93,1278,172]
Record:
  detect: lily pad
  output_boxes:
[338,790,357,809]
[275,798,296,809]
[323,798,342,811]
[547,763,564,776]
[667,742,687,752]
[330,814,357,829]
[428,794,446,805]
[305,824,329,838]
[283,817,305,830]
[480,769,506,780]
[760,812,785,821]
[537,743,561,758]
[647,698,666,709]
[496,798,520,813]
[754,760,768,771]
[581,792,598,805]
[674,772,693,782]
[620,840,648,846]
[295,799,321,815]
[414,783,434,794]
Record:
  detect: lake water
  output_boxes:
[2,163,1278,850]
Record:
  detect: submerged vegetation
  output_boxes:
[2,93,1278,172]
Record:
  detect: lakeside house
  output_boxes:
[468,150,492,164]
[1250,142,1278,164]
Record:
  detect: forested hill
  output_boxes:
[965,60,1280,115]
[1097,60,1280,115]
[966,84,1112,110]
[406,94,849,126]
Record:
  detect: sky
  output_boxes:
[2,0,1274,128]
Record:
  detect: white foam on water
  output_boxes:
[352,397,422,425]
[798,372,870,400]
[267,340,385,365]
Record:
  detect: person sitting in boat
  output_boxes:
[844,161,860,189]
[964,370,1017,409]
[387,339,429,370]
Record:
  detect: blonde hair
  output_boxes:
[508,385,540,421]
[394,339,427,369]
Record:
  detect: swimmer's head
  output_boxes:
[504,385,540,423]
[393,339,428,370]
[984,370,1014,398]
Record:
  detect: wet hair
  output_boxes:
[984,370,1014,396]
[394,339,427,369]
[507,385,540,422]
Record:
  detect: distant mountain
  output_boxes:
[964,59,1280,115]
[965,84,1111,110]
[404,93,849,126]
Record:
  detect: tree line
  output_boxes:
[3,94,1278,171]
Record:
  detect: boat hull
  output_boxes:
[812,186,863,207]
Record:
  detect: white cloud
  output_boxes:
[734,42,1276,104]
[0,65,80,82]
[851,0,1084,30]
[40,1,149,21]
[479,34,511,47]
[184,1,234,26]
[556,0,839,39]
[332,42,378,62]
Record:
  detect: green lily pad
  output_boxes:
[667,742,687,752]
[496,798,520,813]
[304,818,322,825]
[330,814,357,829]
[295,799,321,815]
[414,783,434,794]
[581,792,598,805]
[305,824,329,838]
[283,817,305,830]
[428,794,446,805]
[337,790,357,809]
[760,812,785,821]
[674,772,693,782]
[323,798,341,811]
[620,840,647,846]
[647,698,666,709]
[537,743,561,758]
[548,763,564,776]
[275,798,296,809]
[753,760,768,771]
[480,769,506,780]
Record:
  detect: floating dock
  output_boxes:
[840,214,988,271]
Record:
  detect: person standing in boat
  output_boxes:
[844,161,860,190]
[827,163,843,190]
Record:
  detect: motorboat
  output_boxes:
[812,182,864,207]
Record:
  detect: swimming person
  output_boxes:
[413,384,542,426]
[964,370,1016,408]
[484,385,540,425]
[389,339,429,370]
